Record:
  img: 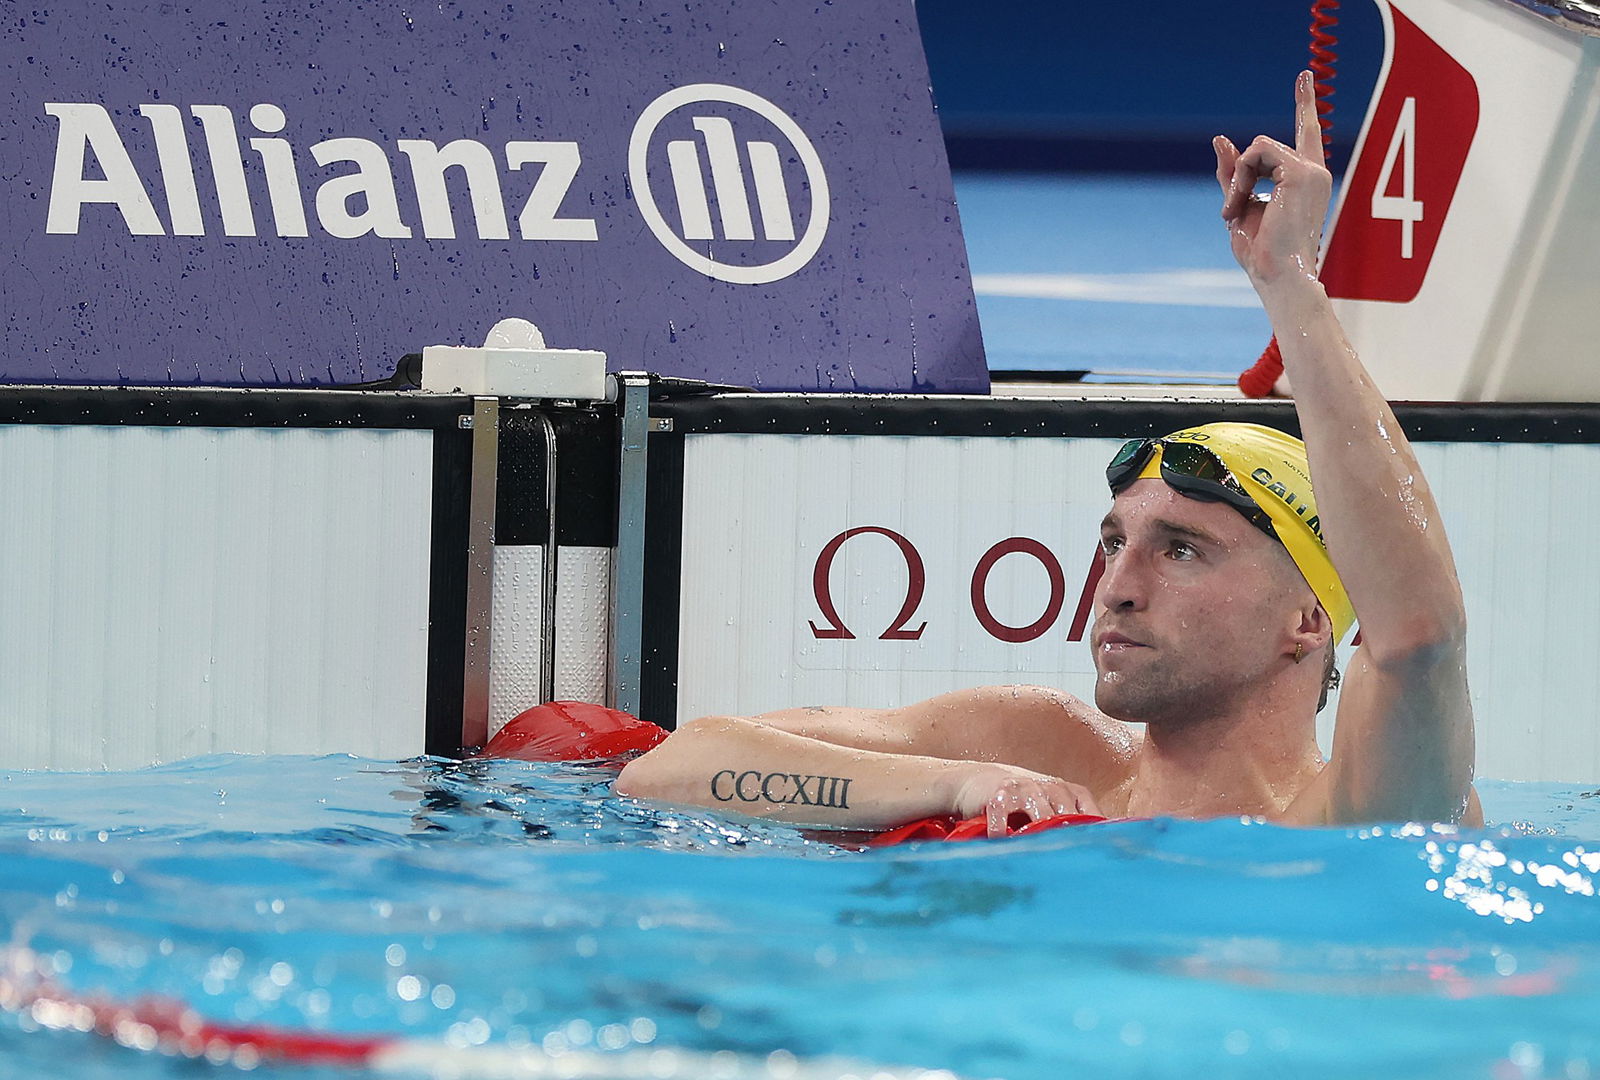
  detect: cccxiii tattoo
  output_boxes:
[709,769,853,809]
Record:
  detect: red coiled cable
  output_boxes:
[1308,0,1340,153]
[1237,0,1340,398]
[1237,336,1284,398]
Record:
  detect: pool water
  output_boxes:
[2,754,1598,1080]
[953,173,1272,380]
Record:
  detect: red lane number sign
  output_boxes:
[1320,6,1479,303]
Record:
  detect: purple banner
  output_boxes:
[2,2,986,392]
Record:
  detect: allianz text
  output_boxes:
[42,102,598,241]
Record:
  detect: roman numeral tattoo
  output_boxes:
[709,769,854,809]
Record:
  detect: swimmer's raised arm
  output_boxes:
[1214,72,1475,825]
[614,686,1129,834]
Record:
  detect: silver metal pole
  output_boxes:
[534,411,559,705]
[609,374,651,717]
[461,396,500,749]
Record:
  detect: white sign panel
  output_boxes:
[678,434,1118,719]
[0,426,435,770]
[677,432,1600,784]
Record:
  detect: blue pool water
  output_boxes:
[2,755,1598,1080]
[953,173,1272,381]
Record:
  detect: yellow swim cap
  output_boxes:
[1129,422,1355,644]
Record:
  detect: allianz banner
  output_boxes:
[2,2,986,392]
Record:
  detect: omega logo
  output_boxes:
[628,83,829,285]
[808,527,1106,645]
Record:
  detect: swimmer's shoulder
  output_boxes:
[922,684,1141,785]
[1274,769,1487,827]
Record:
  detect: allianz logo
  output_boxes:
[41,84,829,285]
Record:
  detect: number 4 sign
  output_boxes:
[1320,5,1479,303]
[1371,95,1424,259]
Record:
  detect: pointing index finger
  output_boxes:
[1294,69,1325,167]
[1214,135,1243,218]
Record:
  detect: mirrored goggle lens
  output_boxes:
[1105,438,1156,491]
[1158,443,1277,538]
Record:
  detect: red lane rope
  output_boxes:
[6,947,949,1077]
[2,961,393,1068]
[1237,0,1340,398]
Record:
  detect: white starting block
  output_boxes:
[421,318,608,400]
[1322,0,1600,402]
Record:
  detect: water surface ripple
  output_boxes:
[1,755,1597,1080]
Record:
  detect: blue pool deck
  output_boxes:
[955,172,1275,386]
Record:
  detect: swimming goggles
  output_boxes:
[1105,438,1279,540]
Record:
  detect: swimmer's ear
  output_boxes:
[1290,603,1334,661]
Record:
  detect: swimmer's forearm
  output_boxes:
[612,716,967,828]
[1258,279,1466,655]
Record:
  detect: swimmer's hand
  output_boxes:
[1213,70,1333,290]
[949,763,1102,838]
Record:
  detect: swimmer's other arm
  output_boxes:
[1217,72,1476,826]
[613,687,1119,834]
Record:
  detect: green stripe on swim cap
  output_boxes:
[1141,422,1355,644]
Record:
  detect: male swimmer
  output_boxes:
[615,72,1482,832]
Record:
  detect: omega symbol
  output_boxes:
[628,84,829,285]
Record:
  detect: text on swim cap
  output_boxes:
[1250,466,1325,544]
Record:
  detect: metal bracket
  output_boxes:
[1502,0,1600,36]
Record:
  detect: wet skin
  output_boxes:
[1093,479,1322,729]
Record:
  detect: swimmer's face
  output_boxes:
[1092,480,1316,725]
